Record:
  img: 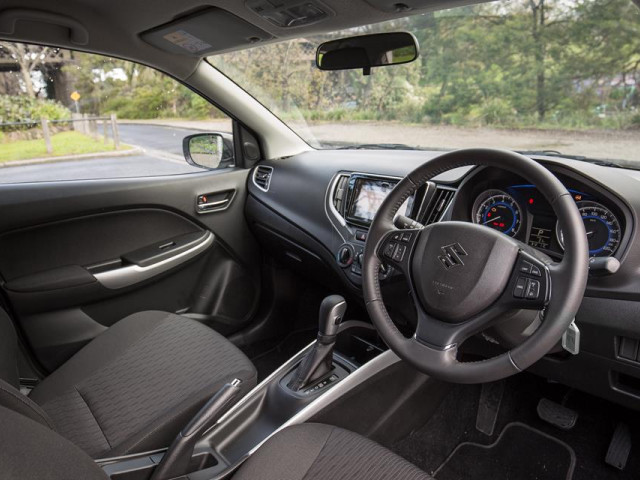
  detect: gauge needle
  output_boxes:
[586,231,594,237]
[483,216,501,225]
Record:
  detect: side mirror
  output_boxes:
[183,133,235,169]
[316,32,419,75]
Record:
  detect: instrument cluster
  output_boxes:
[471,184,622,258]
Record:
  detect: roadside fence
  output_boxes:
[0,114,120,154]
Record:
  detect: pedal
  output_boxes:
[605,423,632,470]
[537,398,578,430]
[476,380,504,436]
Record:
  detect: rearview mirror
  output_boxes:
[183,133,235,169]
[316,32,419,75]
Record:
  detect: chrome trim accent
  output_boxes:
[196,190,236,214]
[426,185,457,224]
[324,173,349,223]
[507,352,522,371]
[205,348,401,480]
[246,349,399,457]
[213,340,316,428]
[271,349,400,428]
[325,173,349,243]
[252,165,273,192]
[325,171,406,243]
[412,333,457,351]
[94,231,214,289]
[414,180,435,222]
[96,448,166,466]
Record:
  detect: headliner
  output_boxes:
[0,0,490,79]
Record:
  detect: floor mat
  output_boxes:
[434,422,575,480]
[391,375,640,480]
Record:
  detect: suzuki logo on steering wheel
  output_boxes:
[438,243,468,270]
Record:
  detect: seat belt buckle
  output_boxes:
[562,319,580,355]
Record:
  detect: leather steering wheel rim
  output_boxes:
[363,148,589,384]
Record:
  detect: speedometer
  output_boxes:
[556,201,621,257]
[472,190,522,237]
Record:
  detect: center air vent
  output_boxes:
[253,165,273,191]
[332,174,350,215]
[422,187,456,225]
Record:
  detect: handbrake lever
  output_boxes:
[151,378,243,480]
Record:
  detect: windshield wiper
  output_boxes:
[337,143,420,150]
[518,150,625,169]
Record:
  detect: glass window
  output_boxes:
[0,42,233,183]
[209,0,640,168]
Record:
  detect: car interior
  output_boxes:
[0,0,639,479]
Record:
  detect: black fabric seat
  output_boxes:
[0,309,256,459]
[0,410,433,480]
[233,423,434,480]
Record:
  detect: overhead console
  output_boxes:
[328,172,456,285]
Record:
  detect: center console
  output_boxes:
[99,300,396,480]
[326,172,456,285]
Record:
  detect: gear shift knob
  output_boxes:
[318,295,347,338]
[287,295,347,391]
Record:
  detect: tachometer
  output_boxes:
[472,190,522,237]
[556,201,621,257]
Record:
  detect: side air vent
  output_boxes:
[253,165,273,191]
[332,174,350,215]
[423,187,456,225]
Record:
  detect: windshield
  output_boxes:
[209,0,640,167]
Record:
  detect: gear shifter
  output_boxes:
[287,295,347,391]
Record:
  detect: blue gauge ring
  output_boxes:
[582,214,612,255]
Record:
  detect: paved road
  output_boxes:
[0,124,210,184]
[103,124,210,156]
[2,121,638,183]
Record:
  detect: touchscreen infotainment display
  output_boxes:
[347,177,413,226]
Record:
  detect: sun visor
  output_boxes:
[141,8,273,57]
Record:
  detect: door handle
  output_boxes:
[196,189,235,214]
[197,198,229,212]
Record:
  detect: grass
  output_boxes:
[0,131,131,162]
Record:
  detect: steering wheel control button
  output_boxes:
[384,242,397,259]
[391,232,403,242]
[519,261,532,274]
[513,277,527,298]
[392,244,407,262]
[525,279,541,299]
[530,265,542,277]
[401,232,412,243]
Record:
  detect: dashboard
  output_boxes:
[450,167,632,266]
[325,165,632,285]
[245,149,640,410]
[473,188,619,256]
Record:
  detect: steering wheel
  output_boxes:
[363,149,589,383]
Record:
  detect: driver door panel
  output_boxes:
[0,170,260,372]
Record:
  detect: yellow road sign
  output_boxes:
[70,91,81,101]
